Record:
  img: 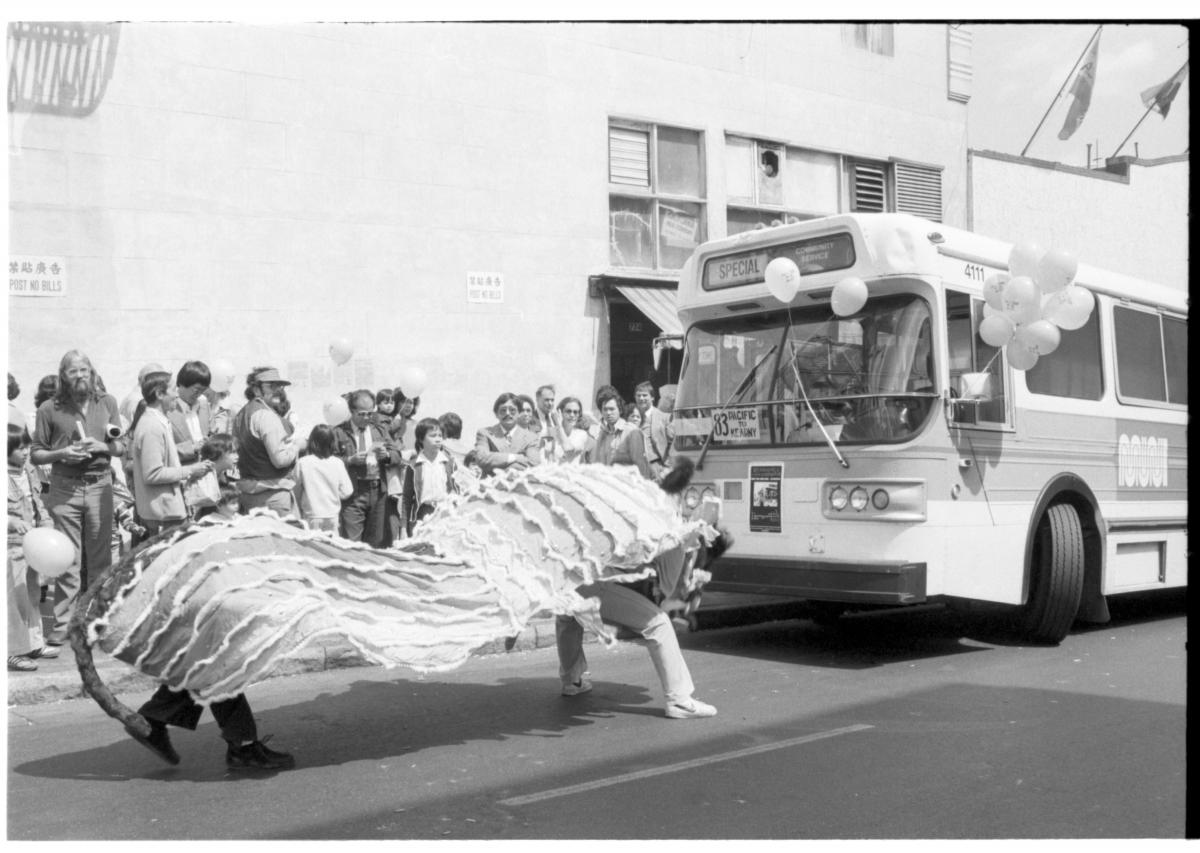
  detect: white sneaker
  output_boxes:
[665,698,717,719]
[561,679,593,696]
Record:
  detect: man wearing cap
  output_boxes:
[30,350,125,649]
[231,367,301,517]
[119,362,165,433]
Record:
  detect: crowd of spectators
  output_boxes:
[7,357,677,674]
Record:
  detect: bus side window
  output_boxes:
[946,291,1007,425]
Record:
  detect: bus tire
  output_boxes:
[1020,503,1085,645]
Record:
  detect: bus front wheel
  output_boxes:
[1020,503,1085,644]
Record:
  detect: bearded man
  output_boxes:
[31,350,125,649]
[231,367,302,517]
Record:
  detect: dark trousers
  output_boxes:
[340,480,387,547]
[138,684,257,744]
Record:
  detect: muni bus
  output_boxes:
[671,213,1187,643]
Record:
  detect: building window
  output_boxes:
[609,121,706,271]
[725,136,840,235]
[843,24,895,57]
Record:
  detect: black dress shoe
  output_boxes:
[226,736,295,772]
[126,720,180,765]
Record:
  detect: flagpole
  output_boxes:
[1020,25,1103,157]
[1111,59,1190,159]
[1109,103,1157,160]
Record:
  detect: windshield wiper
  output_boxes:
[696,344,777,471]
[787,341,850,469]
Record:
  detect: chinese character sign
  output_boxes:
[467,271,504,304]
[9,255,67,297]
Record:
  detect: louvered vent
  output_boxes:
[609,126,650,187]
[947,25,973,103]
[895,162,943,222]
[851,162,887,212]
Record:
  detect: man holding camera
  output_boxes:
[334,389,401,547]
[30,350,125,649]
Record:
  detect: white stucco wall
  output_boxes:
[8,22,969,431]
[969,150,1188,291]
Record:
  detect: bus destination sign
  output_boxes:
[703,232,856,290]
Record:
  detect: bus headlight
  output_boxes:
[822,479,926,521]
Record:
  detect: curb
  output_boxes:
[7,615,566,708]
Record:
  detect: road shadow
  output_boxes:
[683,587,1188,665]
[10,675,658,785]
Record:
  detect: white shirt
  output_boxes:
[414,450,451,505]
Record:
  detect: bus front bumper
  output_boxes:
[705,556,927,605]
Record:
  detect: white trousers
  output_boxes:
[555,580,695,705]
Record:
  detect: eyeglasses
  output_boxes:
[497,405,518,414]
[563,409,581,416]
[352,409,375,417]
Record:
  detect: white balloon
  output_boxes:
[1042,284,1095,331]
[1005,339,1040,371]
[329,337,354,366]
[983,272,1010,312]
[1001,275,1042,326]
[208,358,236,394]
[979,314,1016,348]
[830,276,868,317]
[22,528,76,578]
[397,366,428,399]
[763,257,801,303]
[1014,319,1061,355]
[1037,248,1078,294]
[323,396,350,426]
[1008,240,1045,280]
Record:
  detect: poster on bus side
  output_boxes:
[749,463,782,533]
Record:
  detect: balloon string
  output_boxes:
[980,347,1003,376]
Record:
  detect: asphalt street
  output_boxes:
[6,590,1187,840]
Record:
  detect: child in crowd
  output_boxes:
[213,483,242,520]
[402,417,458,534]
[187,433,239,520]
[295,423,353,533]
[7,424,54,671]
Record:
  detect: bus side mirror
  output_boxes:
[947,373,990,425]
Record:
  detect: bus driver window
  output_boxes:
[947,291,1006,425]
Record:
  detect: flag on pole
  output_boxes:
[1058,33,1102,140]
[1140,63,1189,118]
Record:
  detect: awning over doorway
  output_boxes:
[613,285,681,336]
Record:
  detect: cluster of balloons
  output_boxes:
[22,528,76,579]
[979,242,1095,371]
[763,255,870,318]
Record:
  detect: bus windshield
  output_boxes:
[674,293,937,449]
